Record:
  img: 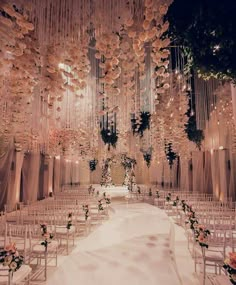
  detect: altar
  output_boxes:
[93,184,129,198]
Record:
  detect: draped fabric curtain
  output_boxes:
[6,151,24,211]
[0,144,14,210]
[22,152,40,203]
[203,151,213,194]
[78,161,90,185]
[71,162,80,184]
[179,158,190,191]
[40,156,54,198]
[211,150,220,200]
[218,149,230,201]
[38,154,45,200]
[210,149,231,201]
[170,160,178,188]
[64,161,72,185]
[229,152,236,202]
[53,157,61,193]
[192,151,204,193]
[231,84,236,127]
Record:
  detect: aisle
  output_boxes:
[46,202,181,285]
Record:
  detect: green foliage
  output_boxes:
[89,159,98,172]
[143,153,152,168]
[185,115,204,150]
[131,112,151,137]
[165,142,177,168]
[185,92,204,149]
[166,0,236,82]
[100,129,118,150]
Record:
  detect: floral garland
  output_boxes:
[66,213,73,230]
[40,224,54,249]
[181,200,210,247]
[0,243,24,272]
[223,252,236,284]
[82,205,89,221]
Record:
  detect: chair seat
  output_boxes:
[55,226,76,234]
[204,248,224,261]
[0,265,31,284]
[31,240,58,253]
[11,237,31,251]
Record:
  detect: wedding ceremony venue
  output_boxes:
[0,0,236,284]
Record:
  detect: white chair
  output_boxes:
[28,225,58,281]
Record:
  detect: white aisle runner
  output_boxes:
[46,203,182,285]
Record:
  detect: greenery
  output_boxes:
[40,224,54,249]
[82,205,89,220]
[89,159,98,172]
[185,93,204,149]
[143,152,152,168]
[100,129,118,150]
[166,0,236,82]
[131,112,151,137]
[98,200,104,211]
[165,142,177,168]
[66,212,73,229]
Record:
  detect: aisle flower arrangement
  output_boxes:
[148,188,152,197]
[82,205,89,220]
[137,186,141,194]
[166,193,171,202]
[156,190,160,198]
[105,197,111,205]
[40,224,54,249]
[66,213,73,230]
[223,252,236,284]
[181,200,211,247]
[194,225,210,248]
[0,243,24,272]
[173,196,179,206]
[98,200,104,211]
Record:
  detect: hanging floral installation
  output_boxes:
[0,0,207,176]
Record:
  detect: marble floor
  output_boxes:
[43,196,203,285]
